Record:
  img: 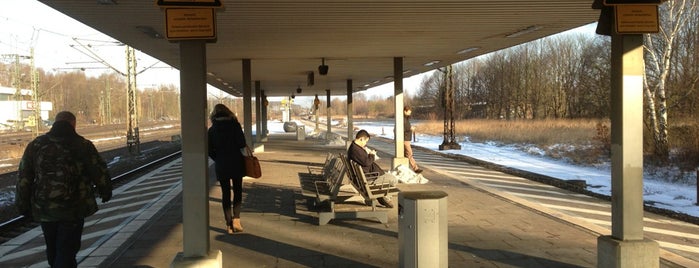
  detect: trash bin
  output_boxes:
[296,125,305,141]
[399,191,448,268]
[283,121,297,132]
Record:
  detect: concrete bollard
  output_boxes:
[398,191,448,268]
[296,125,305,141]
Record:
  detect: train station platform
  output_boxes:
[86,132,611,268]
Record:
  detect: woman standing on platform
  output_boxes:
[208,104,247,234]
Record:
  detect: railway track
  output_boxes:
[0,121,182,242]
[0,148,181,244]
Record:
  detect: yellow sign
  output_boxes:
[165,8,216,40]
[615,5,659,34]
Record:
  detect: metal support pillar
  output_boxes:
[255,80,262,143]
[261,90,268,142]
[597,32,658,268]
[314,94,320,132]
[326,89,332,136]
[177,40,209,258]
[346,79,354,146]
[392,57,408,169]
[242,59,253,148]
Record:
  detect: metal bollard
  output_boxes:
[399,191,448,268]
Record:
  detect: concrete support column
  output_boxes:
[392,57,408,169]
[242,59,253,148]
[177,40,209,258]
[255,80,262,143]
[261,90,268,142]
[346,79,354,145]
[326,89,332,136]
[597,33,658,268]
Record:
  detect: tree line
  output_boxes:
[0,66,181,126]
[323,1,697,162]
[410,1,697,161]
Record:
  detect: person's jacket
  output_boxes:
[404,115,412,141]
[347,142,384,175]
[16,120,112,222]
[208,116,247,179]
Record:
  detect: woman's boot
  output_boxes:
[232,204,243,232]
[224,207,234,234]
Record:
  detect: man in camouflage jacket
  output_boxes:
[16,111,112,268]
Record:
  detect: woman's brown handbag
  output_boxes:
[244,147,262,178]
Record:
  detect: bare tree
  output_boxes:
[644,0,697,160]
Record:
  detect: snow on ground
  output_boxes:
[294,120,699,218]
[2,119,696,218]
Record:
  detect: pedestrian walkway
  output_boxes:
[100,133,606,267]
[85,130,699,268]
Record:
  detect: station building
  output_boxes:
[0,85,52,130]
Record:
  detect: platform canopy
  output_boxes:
[39,0,599,97]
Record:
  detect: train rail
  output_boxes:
[0,150,181,239]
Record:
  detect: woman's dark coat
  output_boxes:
[208,117,247,179]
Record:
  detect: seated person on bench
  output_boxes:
[347,129,397,208]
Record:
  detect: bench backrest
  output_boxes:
[339,153,395,200]
[339,154,367,197]
[325,156,346,195]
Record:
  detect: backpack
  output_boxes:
[32,136,83,204]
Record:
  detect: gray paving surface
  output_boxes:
[100,134,655,267]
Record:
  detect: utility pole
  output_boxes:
[4,53,31,131]
[99,79,113,125]
[70,38,157,155]
[439,65,460,150]
[30,47,40,137]
[125,46,140,154]
[12,54,23,131]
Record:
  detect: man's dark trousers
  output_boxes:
[41,219,84,268]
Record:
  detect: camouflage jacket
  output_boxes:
[15,121,112,222]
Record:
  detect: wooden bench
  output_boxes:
[306,152,334,176]
[298,154,346,207]
[335,153,400,224]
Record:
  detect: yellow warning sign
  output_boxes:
[165,8,216,40]
[615,5,659,34]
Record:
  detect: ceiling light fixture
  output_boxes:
[457,47,480,54]
[424,60,440,66]
[97,0,118,4]
[318,58,329,75]
[135,26,163,39]
[296,86,302,94]
[506,25,543,38]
